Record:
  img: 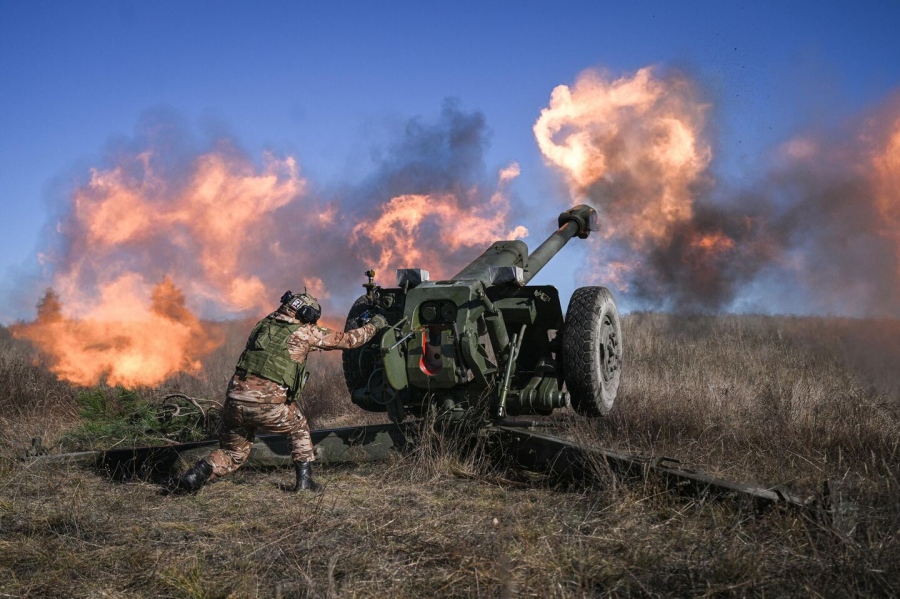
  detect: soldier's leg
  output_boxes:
[205,401,256,479]
[255,402,320,492]
[177,399,251,493]
[250,402,315,462]
[286,404,320,492]
[286,402,315,463]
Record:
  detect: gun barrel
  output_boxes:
[450,240,528,285]
[449,204,597,287]
[522,205,597,285]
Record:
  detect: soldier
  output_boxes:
[176,291,386,494]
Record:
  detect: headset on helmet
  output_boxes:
[280,290,321,324]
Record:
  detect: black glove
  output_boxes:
[368,314,388,330]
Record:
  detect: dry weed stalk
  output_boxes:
[1,315,899,596]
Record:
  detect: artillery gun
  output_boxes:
[30,203,823,515]
[343,205,623,424]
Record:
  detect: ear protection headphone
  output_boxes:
[282,290,321,324]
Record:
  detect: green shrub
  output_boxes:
[61,387,216,451]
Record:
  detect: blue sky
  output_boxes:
[2,1,899,320]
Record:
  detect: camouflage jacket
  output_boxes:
[227,311,377,404]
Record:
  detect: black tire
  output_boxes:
[561,286,623,416]
[341,296,386,412]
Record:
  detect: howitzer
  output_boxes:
[343,205,622,423]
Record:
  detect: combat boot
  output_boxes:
[176,459,213,494]
[293,461,322,493]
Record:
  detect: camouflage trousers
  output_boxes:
[205,399,315,479]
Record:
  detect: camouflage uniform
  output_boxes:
[203,310,377,480]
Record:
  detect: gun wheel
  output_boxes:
[342,295,387,412]
[562,286,622,416]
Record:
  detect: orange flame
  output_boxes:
[872,117,900,276]
[773,99,900,314]
[14,147,308,386]
[689,231,736,255]
[538,68,900,314]
[14,135,528,385]
[534,67,712,244]
[351,163,528,278]
[13,279,222,387]
[534,67,735,296]
[65,150,305,312]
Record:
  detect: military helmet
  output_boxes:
[280,290,321,324]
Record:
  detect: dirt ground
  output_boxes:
[2,454,895,598]
[2,314,899,597]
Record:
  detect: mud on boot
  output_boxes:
[293,460,321,493]
[176,459,213,494]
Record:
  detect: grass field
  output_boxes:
[1,314,899,597]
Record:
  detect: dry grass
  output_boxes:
[597,314,900,486]
[0,327,79,461]
[1,314,899,597]
[0,320,384,462]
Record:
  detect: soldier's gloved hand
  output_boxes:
[368,314,388,330]
[356,310,373,327]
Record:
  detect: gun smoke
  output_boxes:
[11,103,524,386]
[535,67,900,317]
[9,69,900,386]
